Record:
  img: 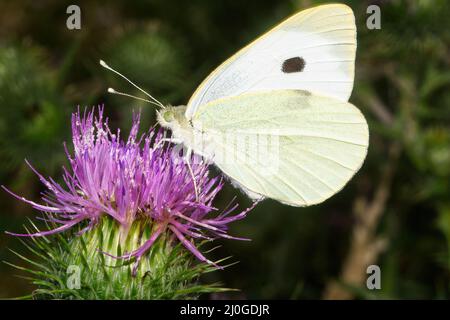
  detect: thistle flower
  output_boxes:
[4,106,253,269]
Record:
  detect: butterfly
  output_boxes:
[101,4,369,207]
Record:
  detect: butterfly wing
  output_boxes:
[185,4,356,120]
[192,90,368,206]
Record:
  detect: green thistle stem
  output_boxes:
[8,216,233,299]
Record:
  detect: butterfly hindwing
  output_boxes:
[192,90,368,206]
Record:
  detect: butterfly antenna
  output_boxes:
[99,60,165,108]
[107,88,162,108]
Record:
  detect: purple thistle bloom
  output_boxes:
[3,106,254,266]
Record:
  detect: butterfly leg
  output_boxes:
[153,137,200,201]
[184,147,200,202]
[153,137,182,150]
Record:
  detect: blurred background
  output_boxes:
[0,0,449,299]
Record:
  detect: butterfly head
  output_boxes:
[156,105,189,131]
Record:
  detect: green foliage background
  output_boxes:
[0,0,449,299]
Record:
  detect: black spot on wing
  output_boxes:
[282,57,305,73]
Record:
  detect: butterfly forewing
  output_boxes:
[185,4,356,119]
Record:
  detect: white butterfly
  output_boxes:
[101,4,369,207]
